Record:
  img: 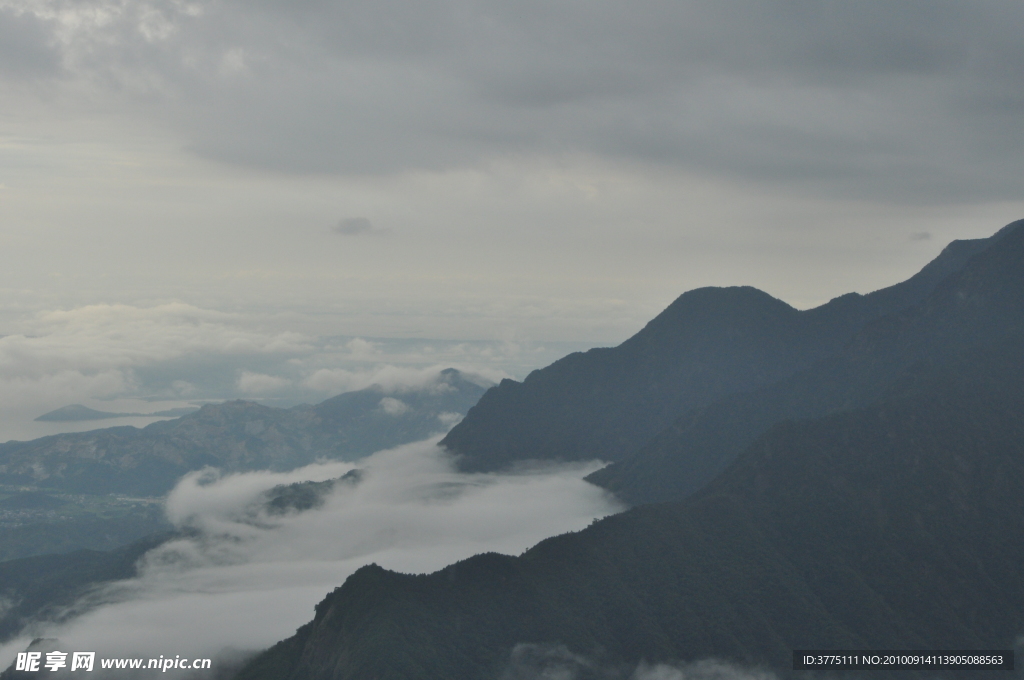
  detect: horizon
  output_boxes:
[5,1,1024,441]
[0,220,1017,444]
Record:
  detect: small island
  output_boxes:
[34,404,199,422]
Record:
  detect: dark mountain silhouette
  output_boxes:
[0,532,174,643]
[262,470,362,515]
[230,220,1024,680]
[234,336,1024,680]
[0,472,360,644]
[0,369,486,496]
[34,404,198,422]
[0,508,169,563]
[441,224,1016,474]
[35,405,136,422]
[592,219,1024,504]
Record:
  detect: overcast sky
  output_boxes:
[2,0,1024,425]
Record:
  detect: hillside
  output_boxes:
[235,337,1024,680]
[0,369,486,496]
[591,219,1024,504]
[0,473,360,644]
[0,532,173,643]
[441,225,1014,473]
[231,219,1024,680]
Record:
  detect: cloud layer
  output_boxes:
[2,0,1024,201]
[0,440,622,675]
[501,643,779,680]
[0,301,599,443]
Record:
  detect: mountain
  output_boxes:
[0,369,487,496]
[0,485,170,563]
[234,336,1024,680]
[0,471,362,644]
[0,508,170,563]
[263,470,362,515]
[34,405,199,422]
[441,225,1014,473]
[591,219,1024,504]
[231,220,1024,680]
[35,405,136,422]
[0,532,173,643]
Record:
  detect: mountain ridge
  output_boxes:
[230,219,1024,680]
[441,225,1015,475]
[0,369,486,496]
[234,335,1024,680]
[589,220,1024,504]
[34,404,199,422]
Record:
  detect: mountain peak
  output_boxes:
[444,222,1022,476]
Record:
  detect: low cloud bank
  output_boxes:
[0,301,575,442]
[503,644,778,680]
[300,361,501,396]
[0,440,622,675]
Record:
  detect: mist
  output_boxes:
[501,643,779,680]
[0,301,600,443]
[0,439,622,675]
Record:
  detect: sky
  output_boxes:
[2,0,1024,433]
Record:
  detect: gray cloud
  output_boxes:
[0,8,60,78]
[331,217,374,235]
[4,0,1024,202]
[502,643,614,680]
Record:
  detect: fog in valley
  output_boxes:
[0,439,622,673]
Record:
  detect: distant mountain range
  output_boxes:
[234,220,1024,679]
[0,368,489,656]
[34,405,199,422]
[0,368,487,496]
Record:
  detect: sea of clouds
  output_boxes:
[0,438,623,675]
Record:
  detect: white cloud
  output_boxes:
[0,439,622,674]
[437,411,462,428]
[631,660,777,680]
[236,371,290,395]
[2,303,314,378]
[301,363,501,395]
[344,337,380,359]
[0,299,553,443]
[170,380,197,396]
[502,645,778,680]
[377,396,409,416]
[300,368,358,394]
[0,303,320,439]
